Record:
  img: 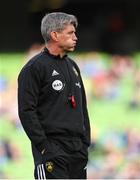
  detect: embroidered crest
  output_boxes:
[46,161,54,172]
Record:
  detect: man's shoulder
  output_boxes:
[18,52,44,77]
[22,51,49,70]
[67,56,80,72]
[67,56,77,66]
[26,52,45,67]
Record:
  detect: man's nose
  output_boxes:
[73,33,78,41]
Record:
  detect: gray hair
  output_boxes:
[41,12,78,43]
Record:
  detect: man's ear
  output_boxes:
[50,31,59,42]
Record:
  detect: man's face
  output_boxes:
[57,24,78,52]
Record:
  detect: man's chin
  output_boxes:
[68,47,75,52]
[64,46,76,53]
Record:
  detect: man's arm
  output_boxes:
[80,78,91,147]
[18,63,47,153]
[70,59,91,146]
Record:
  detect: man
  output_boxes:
[18,12,91,179]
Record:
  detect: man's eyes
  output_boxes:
[68,31,75,35]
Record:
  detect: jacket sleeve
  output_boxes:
[71,60,91,147]
[80,77,91,147]
[18,63,47,153]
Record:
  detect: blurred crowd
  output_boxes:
[88,128,140,179]
[77,52,140,106]
[0,44,140,178]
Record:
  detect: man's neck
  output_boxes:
[46,44,66,58]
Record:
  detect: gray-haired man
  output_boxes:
[18,12,91,179]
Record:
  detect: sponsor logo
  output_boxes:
[75,82,81,88]
[52,70,59,76]
[52,80,63,91]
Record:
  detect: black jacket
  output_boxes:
[18,48,91,152]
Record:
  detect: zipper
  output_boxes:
[55,59,71,94]
[55,58,77,108]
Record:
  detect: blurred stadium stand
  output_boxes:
[0,0,140,53]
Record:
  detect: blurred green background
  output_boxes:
[0,52,140,178]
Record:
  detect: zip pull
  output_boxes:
[68,95,76,108]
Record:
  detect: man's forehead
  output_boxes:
[62,24,76,31]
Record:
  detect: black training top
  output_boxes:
[18,48,90,152]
